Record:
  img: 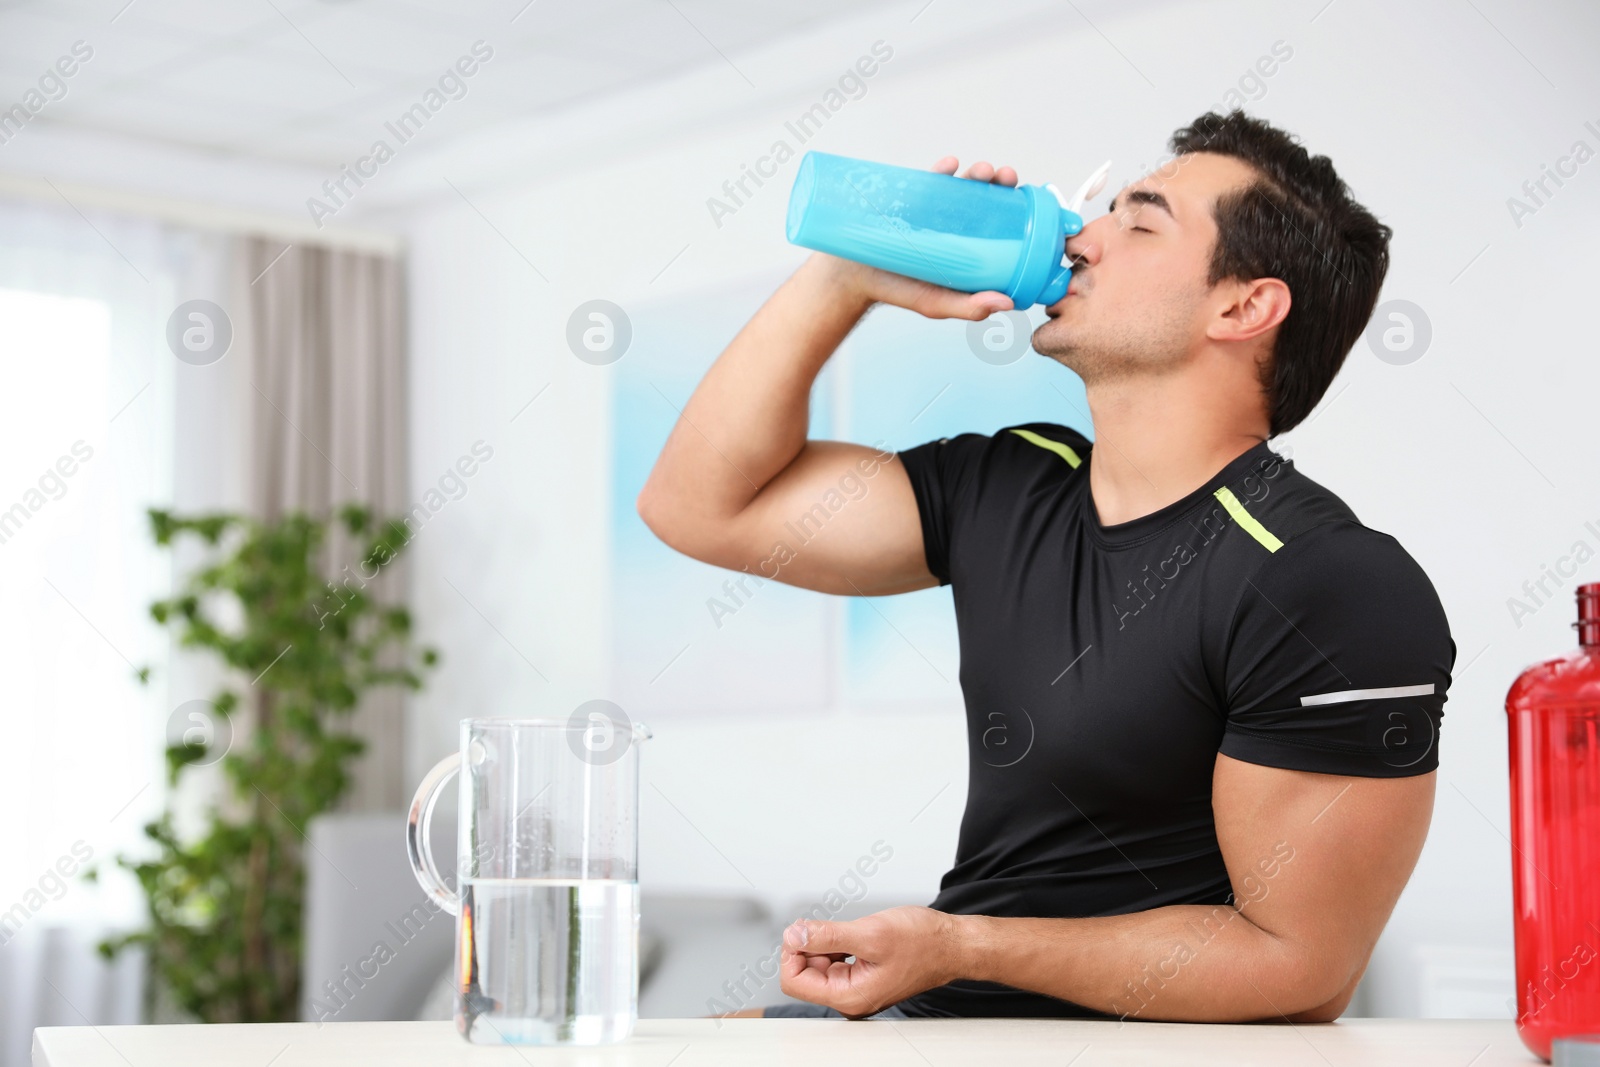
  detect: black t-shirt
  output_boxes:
[891,422,1455,1019]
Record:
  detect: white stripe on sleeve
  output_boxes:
[1299,683,1435,708]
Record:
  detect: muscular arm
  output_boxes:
[955,756,1434,1021]
[636,160,1019,596]
[782,755,1435,1022]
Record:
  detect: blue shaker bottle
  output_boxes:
[785,151,1090,309]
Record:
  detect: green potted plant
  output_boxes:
[88,505,437,1023]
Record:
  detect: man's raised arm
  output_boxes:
[636,159,1020,597]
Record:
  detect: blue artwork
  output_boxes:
[608,271,1092,718]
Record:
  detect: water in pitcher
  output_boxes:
[456,878,639,1045]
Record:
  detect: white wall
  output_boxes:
[386,0,1600,1017]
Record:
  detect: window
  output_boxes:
[0,198,222,1031]
[0,285,157,933]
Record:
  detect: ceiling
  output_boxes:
[0,0,904,170]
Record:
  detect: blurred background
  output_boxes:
[1,0,1597,1059]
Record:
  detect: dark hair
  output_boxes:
[1168,110,1391,436]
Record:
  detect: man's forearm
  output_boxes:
[952,903,1349,1022]
[784,765,1417,1023]
[638,255,873,527]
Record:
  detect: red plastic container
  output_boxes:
[1505,582,1600,1061]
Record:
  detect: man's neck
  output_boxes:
[1082,372,1268,528]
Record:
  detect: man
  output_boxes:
[636,110,1454,1023]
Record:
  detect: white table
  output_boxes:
[33,1017,1537,1066]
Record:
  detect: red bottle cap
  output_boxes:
[1578,582,1600,647]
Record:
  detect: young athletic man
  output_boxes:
[637,110,1454,1023]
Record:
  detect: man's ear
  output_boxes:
[1207,277,1291,345]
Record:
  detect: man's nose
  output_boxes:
[1065,234,1096,268]
[1066,206,1117,264]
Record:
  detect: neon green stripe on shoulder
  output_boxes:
[1008,428,1082,469]
[1213,486,1283,552]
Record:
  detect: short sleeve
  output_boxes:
[895,432,992,587]
[1219,521,1455,778]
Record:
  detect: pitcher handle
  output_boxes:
[406,752,462,917]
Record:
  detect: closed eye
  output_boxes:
[1132,226,1152,233]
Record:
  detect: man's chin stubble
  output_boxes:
[1033,339,1164,387]
[1031,325,1096,376]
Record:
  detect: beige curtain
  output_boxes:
[241,238,408,811]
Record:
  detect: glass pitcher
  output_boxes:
[406,710,651,1045]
